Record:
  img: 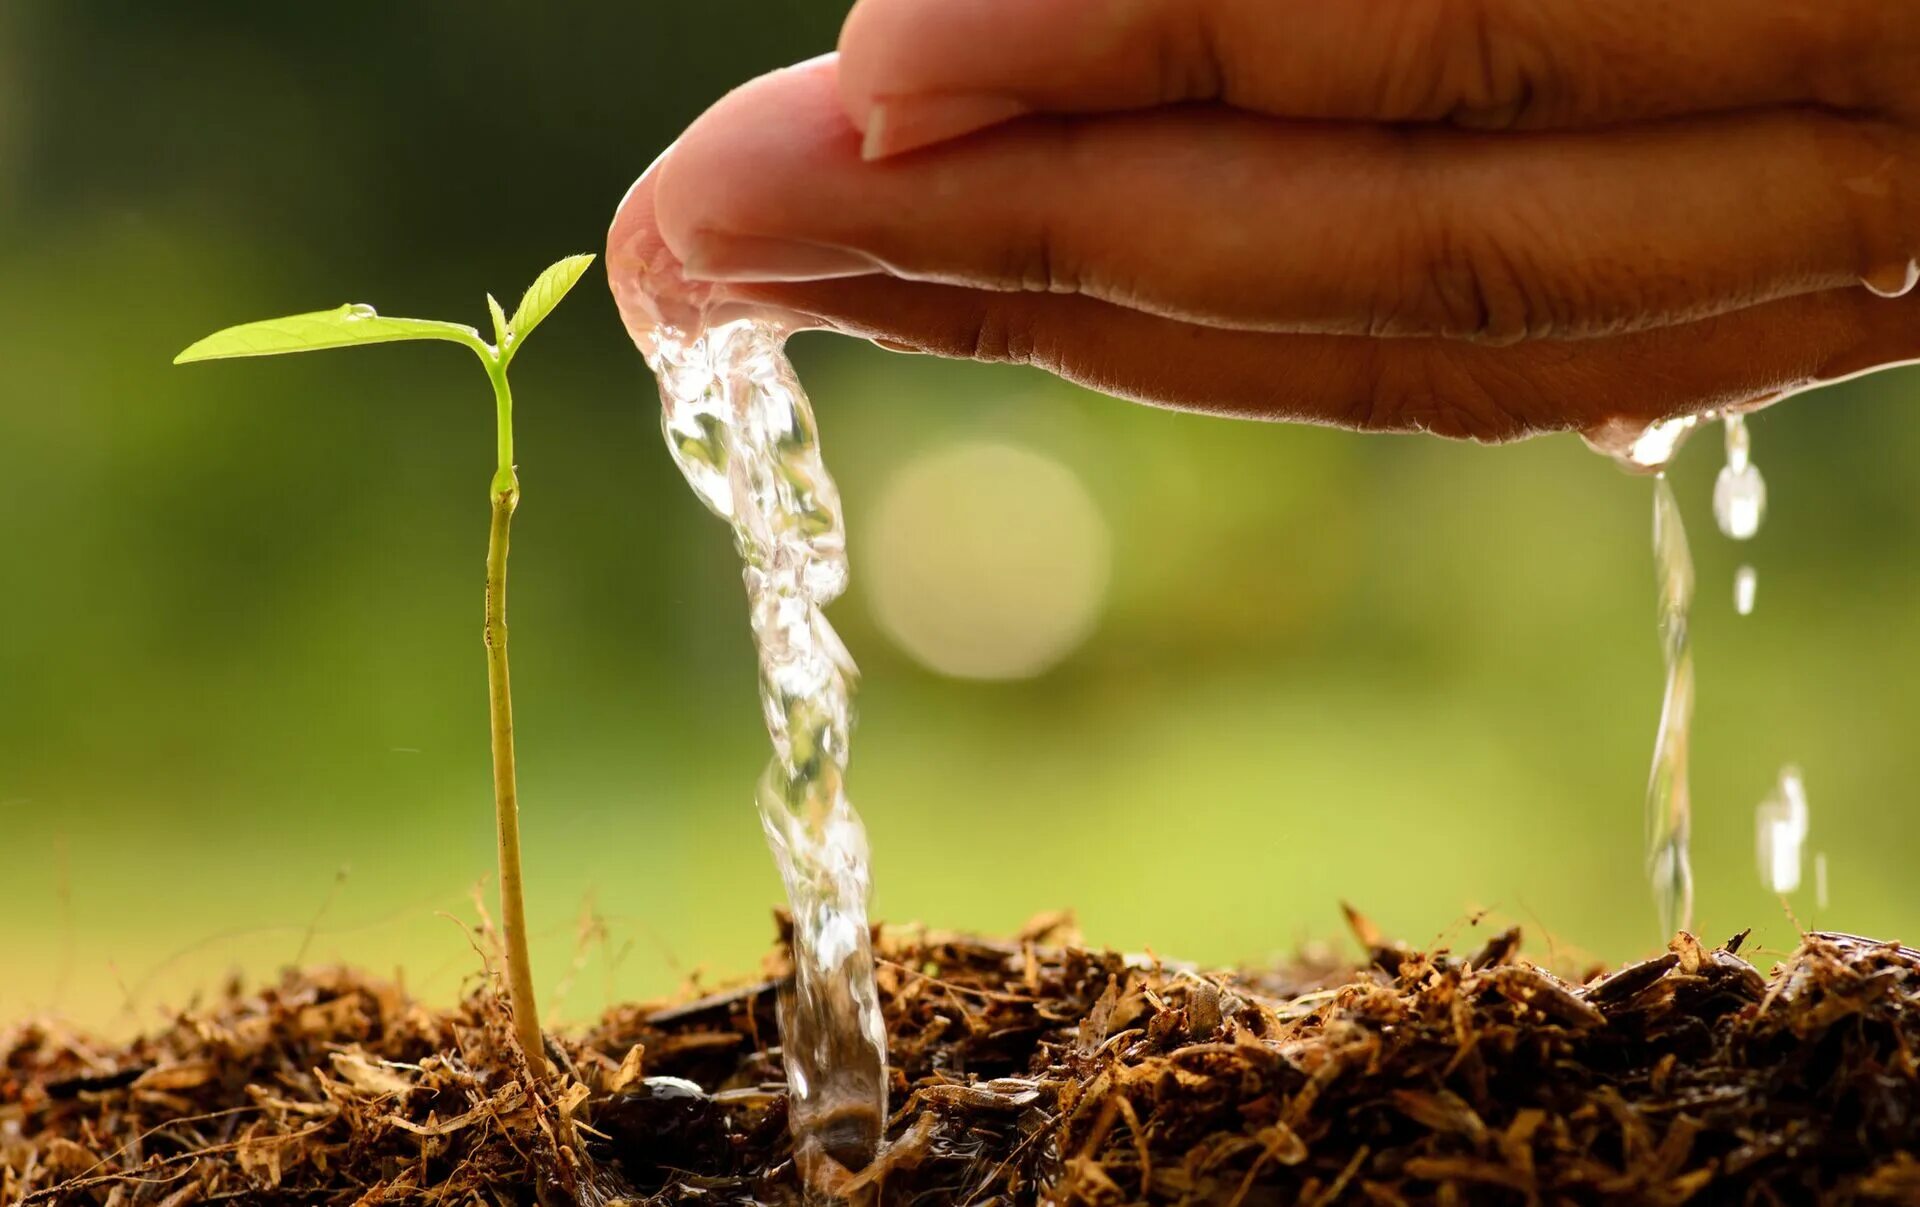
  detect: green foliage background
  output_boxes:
[4,3,1918,1028]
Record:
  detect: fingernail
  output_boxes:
[679,233,882,283]
[862,94,1029,159]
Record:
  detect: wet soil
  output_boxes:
[6,915,1919,1205]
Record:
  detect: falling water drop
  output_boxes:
[1723,411,1751,475]
[1713,415,1767,542]
[1754,767,1810,894]
[1734,564,1757,616]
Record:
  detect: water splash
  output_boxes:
[1647,476,1696,937]
[646,317,887,1180]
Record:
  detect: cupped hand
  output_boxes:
[610,0,1920,441]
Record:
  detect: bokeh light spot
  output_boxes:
[864,442,1110,680]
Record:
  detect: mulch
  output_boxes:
[6,914,1918,1204]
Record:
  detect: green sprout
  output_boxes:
[175,253,597,1078]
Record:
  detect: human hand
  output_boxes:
[609,0,1920,442]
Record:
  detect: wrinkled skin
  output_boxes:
[611,0,1920,442]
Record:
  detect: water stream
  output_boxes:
[1647,474,1697,937]
[1605,408,1792,938]
[645,317,887,1181]
[631,257,1819,1180]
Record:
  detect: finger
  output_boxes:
[729,274,1920,440]
[614,147,1918,436]
[839,0,1908,158]
[608,158,720,338]
[607,121,822,348]
[655,64,1918,342]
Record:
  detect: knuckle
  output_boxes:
[1162,3,1230,104]
[1365,3,1460,120]
[1372,347,1536,443]
[1386,212,1565,344]
[1006,221,1079,296]
[1014,131,1092,296]
[1429,0,1560,128]
[972,123,1084,300]
[964,307,1041,367]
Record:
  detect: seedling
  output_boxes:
[175,254,596,1077]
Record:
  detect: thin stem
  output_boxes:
[489,356,516,496]
[483,360,545,1077]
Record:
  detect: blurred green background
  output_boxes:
[4,3,1918,1032]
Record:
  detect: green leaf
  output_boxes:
[506,254,595,352]
[486,293,511,350]
[174,304,484,364]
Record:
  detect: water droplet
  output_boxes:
[340,303,378,321]
[1586,414,1701,474]
[1713,464,1767,540]
[1734,564,1757,616]
[1722,413,1750,473]
[1754,766,1809,894]
[1712,416,1766,541]
[1862,259,1920,299]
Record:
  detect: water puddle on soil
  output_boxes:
[645,317,887,1185]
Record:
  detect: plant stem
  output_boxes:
[483,359,545,1077]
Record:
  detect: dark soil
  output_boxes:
[6,915,1920,1205]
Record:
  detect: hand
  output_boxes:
[608,0,1920,442]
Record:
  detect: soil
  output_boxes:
[6,913,1919,1205]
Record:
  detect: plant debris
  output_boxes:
[6,917,1920,1204]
